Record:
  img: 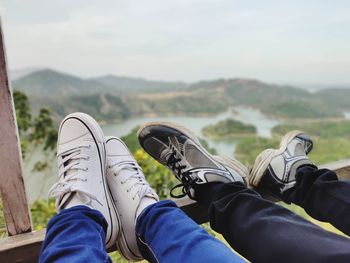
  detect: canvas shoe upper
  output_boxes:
[137,122,248,199]
[250,130,313,201]
[106,136,159,261]
[48,112,119,249]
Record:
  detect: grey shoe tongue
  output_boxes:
[290,138,309,156]
[184,141,218,168]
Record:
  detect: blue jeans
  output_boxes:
[40,201,243,263]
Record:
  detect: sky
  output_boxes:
[0,0,349,85]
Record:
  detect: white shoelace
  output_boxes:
[109,160,156,200]
[48,142,98,204]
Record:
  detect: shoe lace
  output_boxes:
[109,161,156,200]
[48,143,99,203]
[167,149,198,199]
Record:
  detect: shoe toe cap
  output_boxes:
[59,118,91,144]
[106,137,131,156]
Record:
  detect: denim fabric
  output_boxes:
[194,182,350,263]
[136,200,245,263]
[40,205,111,263]
[284,165,350,236]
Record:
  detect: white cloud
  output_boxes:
[1,0,350,85]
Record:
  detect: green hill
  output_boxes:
[92,75,187,93]
[12,69,350,122]
[203,119,257,139]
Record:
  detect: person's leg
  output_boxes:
[41,113,120,262]
[282,165,350,236]
[40,206,110,263]
[194,182,350,263]
[138,124,350,263]
[136,200,244,263]
[249,130,350,235]
[105,136,243,263]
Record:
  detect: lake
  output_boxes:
[102,106,280,156]
[24,107,279,202]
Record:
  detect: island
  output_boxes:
[202,119,257,139]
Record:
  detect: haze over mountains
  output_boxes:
[11,68,350,123]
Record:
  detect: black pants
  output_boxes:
[194,165,350,263]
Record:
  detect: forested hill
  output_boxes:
[12,68,350,122]
[13,69,187,96]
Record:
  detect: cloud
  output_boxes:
[1,0,350,85]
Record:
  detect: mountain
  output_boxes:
[10,67,44,80]
[13,69,188,97]
[11,68,350,122]
[92,75,187,93]
[13,69,107,96]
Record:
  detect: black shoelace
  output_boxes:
[167,150,198,199]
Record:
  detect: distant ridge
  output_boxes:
[13,69,107,96]
[10,68,350,122]
[10,67,44,80]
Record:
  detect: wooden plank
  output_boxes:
[0,230,44,263]
[0,21,32,235]
[319,159,350,180]
[176,197,208,224]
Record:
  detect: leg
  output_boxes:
[40,206,110,263]
[250,130,350,235]
[195,182,350,263]
[138,124,350,263]
[42,113,120,261]
[136,200,244,263]
[105,137,243,262]
[283,165,350,235]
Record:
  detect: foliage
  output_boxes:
[308,138,350,165]
[120,126,142,153]
[134,150,176,199]
[0,200,6,238]
[235,137,280,166]
[203,119,256,139]
[235,134,350,168]
[272,121,350,139]
[13,90,57,159]
[13,90,32,133]
[30,199,57,230]
[263,101,341,118]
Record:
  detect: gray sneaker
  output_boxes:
[250,130,313,201]
[137,122,248,199]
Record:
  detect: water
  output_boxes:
[102,106,280,156]
[24,107,279,202]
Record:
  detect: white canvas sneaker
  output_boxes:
[105,136,159,261]
[48,112,119,249]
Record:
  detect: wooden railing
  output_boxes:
[1,18,350,263]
